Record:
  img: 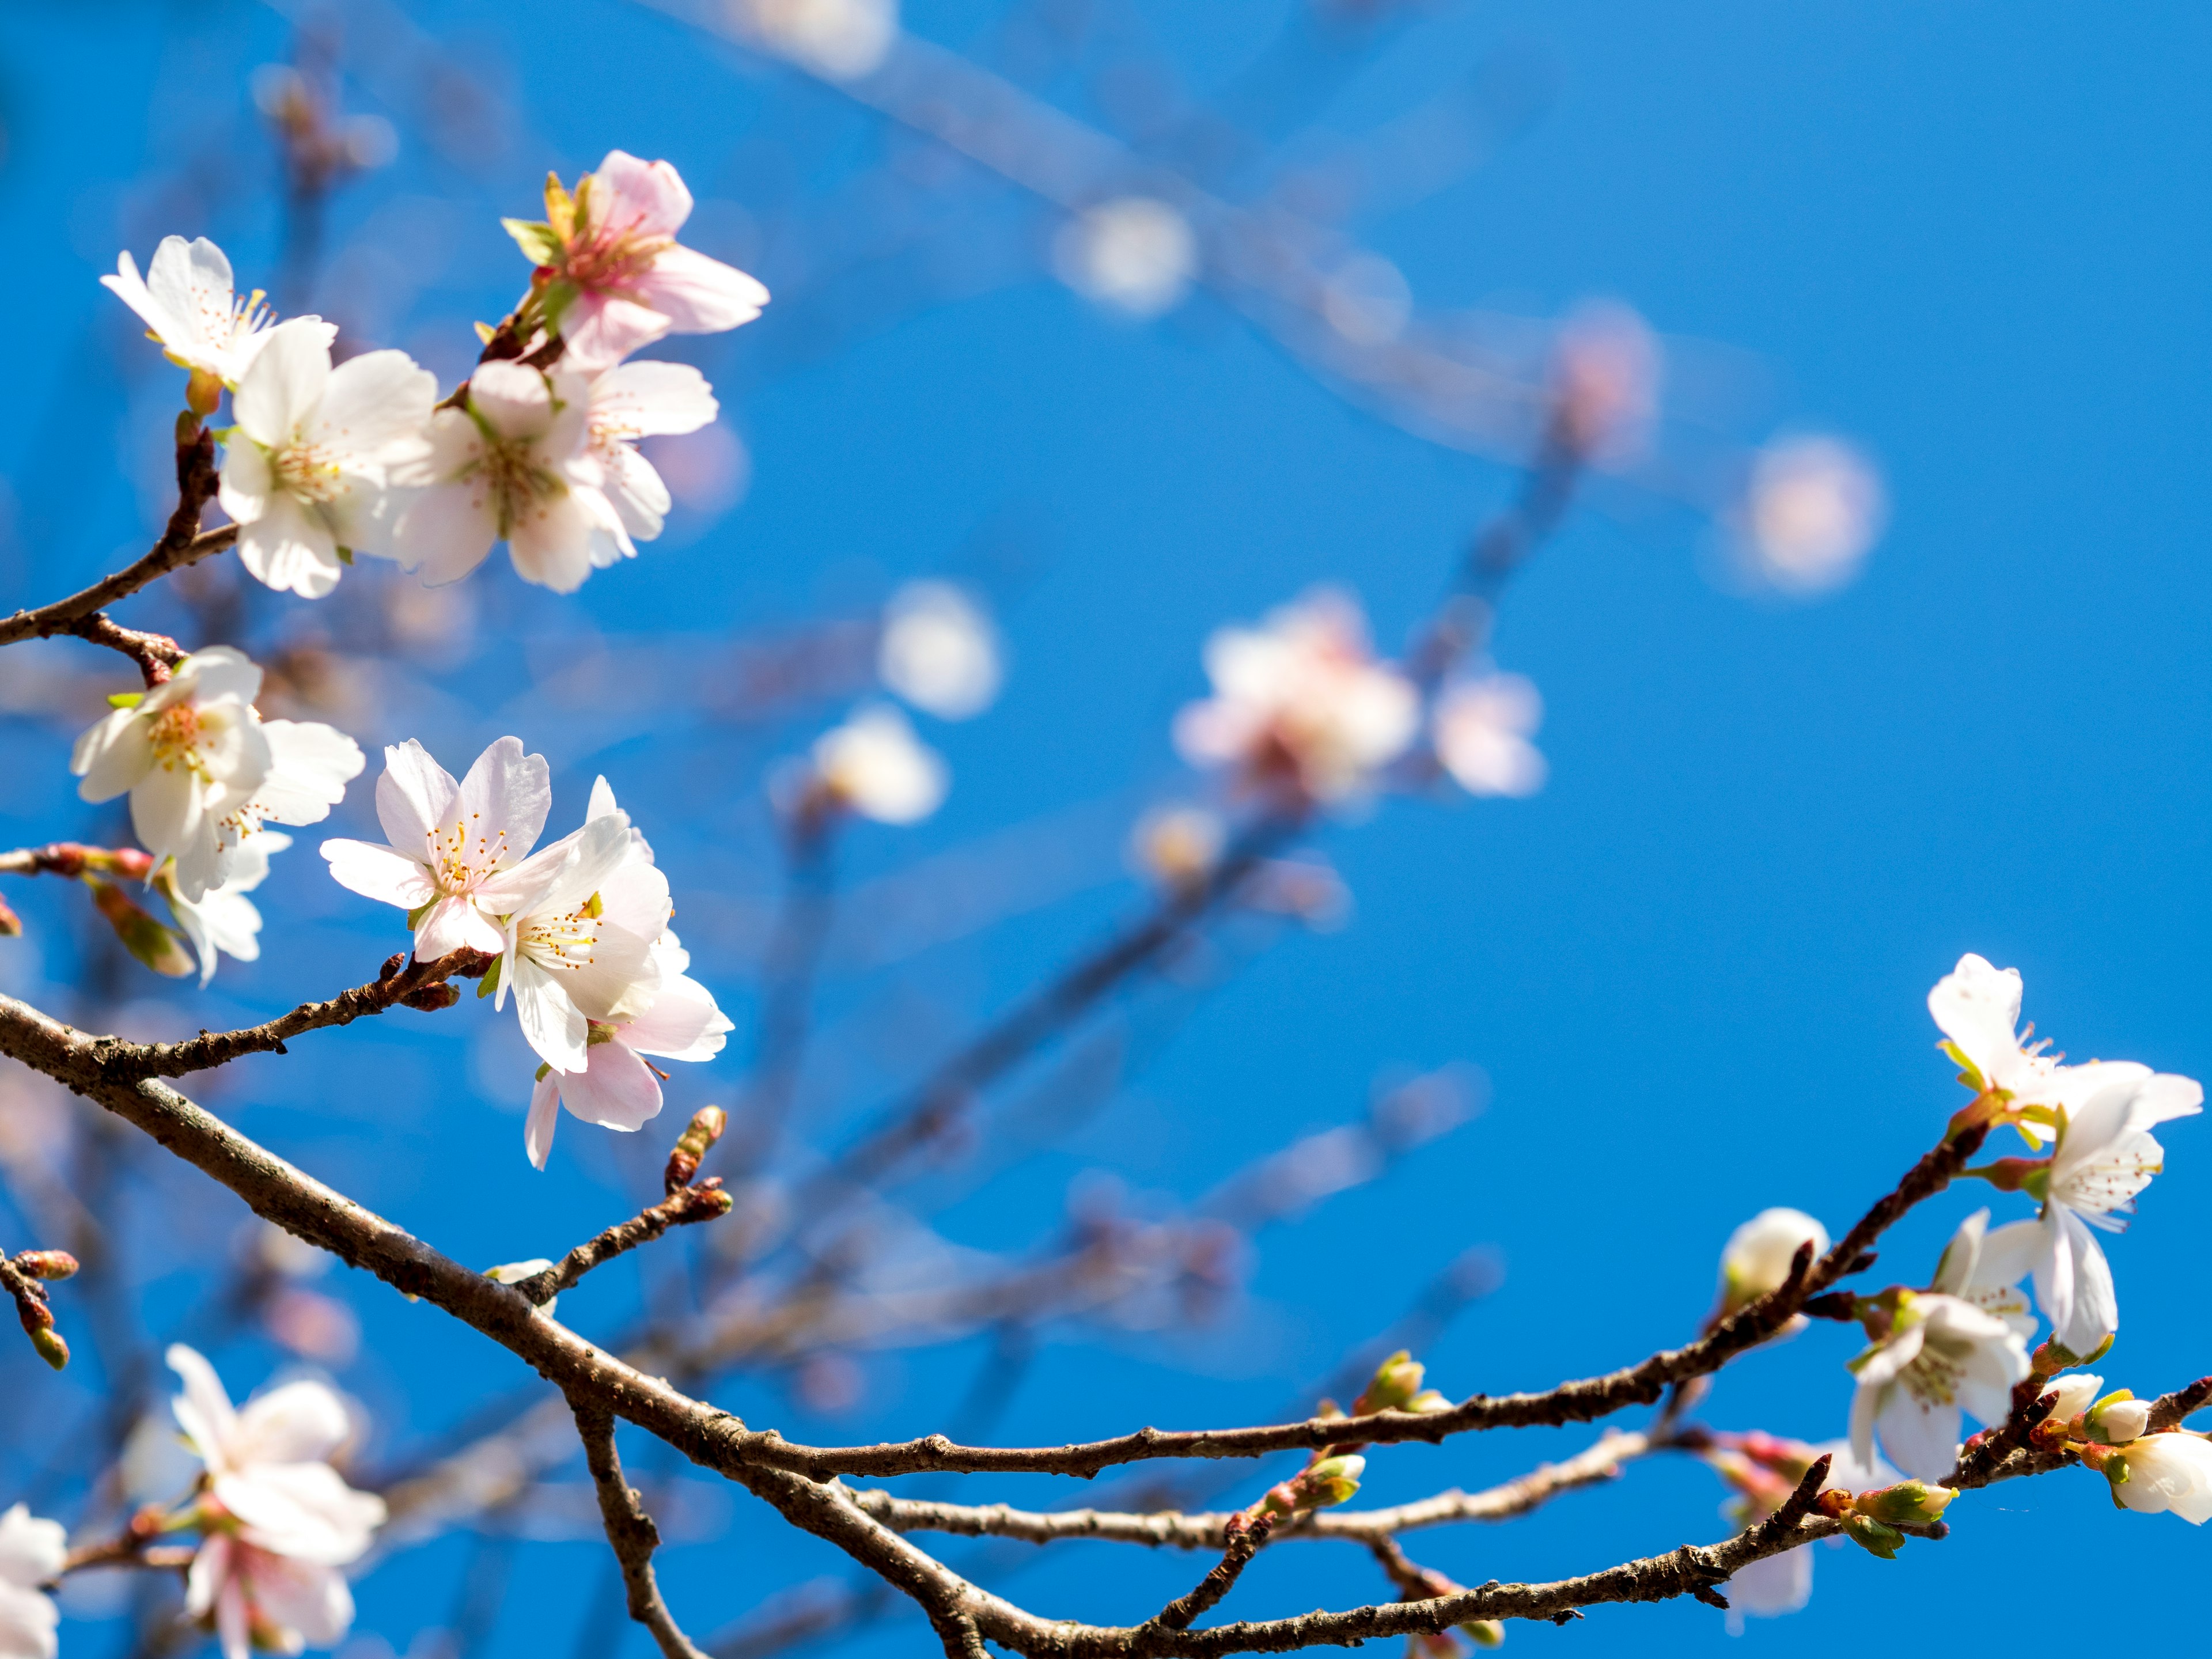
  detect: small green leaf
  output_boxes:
[501,217,563,267]
[107,692,143,709]
[335,546,354,566]
[406,900,435,929]
[477,953,503,1000]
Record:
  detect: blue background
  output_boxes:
[1,2,2208,1654]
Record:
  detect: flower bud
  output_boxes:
[184,369,224,420]
[85,876,194,978]
[1407,1389,1452,1414]
[2039,1372,2105,1423]
[1851,1482,1956,1528]
[665,1105,729,1193]
[12,1252,79,1281]
[1461,1621,1505,1649]
[1354,1350,1427,1414]
[29,1325,69,1370]
[1839,1512,1906,1559]
[2085,1391,2153,1446]
[1717,1208,1828,1314]
[1256,1454,1366,1517]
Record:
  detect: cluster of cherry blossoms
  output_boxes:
[0,1348,382,1659]
[1706,951,2209,1623]
[320,737,731,1167]
[105,150,766,599]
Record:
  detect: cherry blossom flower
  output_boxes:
[1716,1206,1829,1316]
[101,235,331,387]
[1431,673,1546,798]
[878,581,1002,719]
[507,152,770,373]
[582,360,719,563]
[1131,804,1226,890]
[1550,302,1660,465]
[1054,198,1199,319]
[321,736,553,958]
[390,363,631,593]
[525,939,732,1169]
[168,1344,384,1566]
[218,319,437,599]
[810,704,948,824]
[745,0,900,81]
[185,1533,356,1659]
[1927,952,2154,1139]
[2107,1433,2212,1524]
[1847,1277,2031,1481]
[1173,589,1418,804]
[72,647,272,901]
[492,809,672,1075]
[1736,435,1886,595]
[160,831,289,987]
[211,720,366,879]
[1927,1207,2039,1341]
[2010,1066,2203,1356]
[0,1504,63,1659]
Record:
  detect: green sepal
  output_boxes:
[107,692,144,709]
[1840,1513,1906,1559]
[406,900,435,929]
[501,217,563,267]
[534,1060,551,1082]
[477,953,503,1000]
[335,546,354,566]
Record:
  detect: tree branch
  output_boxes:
[850,1429,1659,1548]
[571,1398,713,1659]
[514,1183,735,1308]
[2148,1374,2212,1433]
[1143,1515,1271,1632]
[0,427,233,655]
[88,949,495,1081]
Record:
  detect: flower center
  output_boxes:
[520,896,604,972]
[427,815,514,893]
[563,226,672,295]
[273,438,347,503]
[147,704,212,778]
[460,431,566,539]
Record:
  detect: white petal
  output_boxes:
[320,839,435,909]
[231,319,331,447]
[375,738,458,855]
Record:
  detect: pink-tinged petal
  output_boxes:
[73,709,153,801]
[231,319,331,448]
[540,371,594,463]
[622,972,732,1062]
[506,486,600,594]
[591,360,718,438]
[514,960,589,1071]
[467,361,554,440]
[179,646,264,706]
[236,493,343,599]
[600,441,672,539]
[166,1342,239,1468]
[243,1550,354,1645]
[216,1575,251,1659]
[147,236,235,357]
[587,150,695,239]
[453,736,552,863]
[375,738,457,854]
[392,478,499,586]
[231,1379,350,1466]
[184,1531,232,1619]
[318,349,438,454]
[558,293,671,375]
[558,1039,664,1131]
[414,895,503,959]
[526,1074,562,1169]
[632,245,770,334]
[219,1463,382,1564]
[255,721,364,825]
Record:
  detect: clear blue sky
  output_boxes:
[2,2,2209,1654]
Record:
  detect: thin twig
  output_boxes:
[1142,1516,1271,1631]
[570,1399,712,1659]
[514,1184,736,1307]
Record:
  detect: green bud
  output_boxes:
[1840,1513,1906,1559]
[2085,1392,2152,1446]
[85,876,192,978]
[1461,1620,1505,1649]
[1355,1350,1426,1414]
[29,1325,69,1371]
[1851,1482,1956,1527]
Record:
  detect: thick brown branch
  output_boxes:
[2148,1374,2212,1433]
[89,949,494,1081]
[571,1399,712,1659]
[515,1183,734,1307]
[1144,1516,1271,1632]
[0,427,234,654]
[851,1429,1657,1548]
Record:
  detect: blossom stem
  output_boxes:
[510,1181,734,1308]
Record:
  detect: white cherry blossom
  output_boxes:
[0,1505,63,1659]
[1927,952,2154,1139]
[1054,197,1199,319]
[513,151,770,373]
[1928,1207,2039,1340]
[2109,1433,2212,1524]
[493,809,672,1075]
[1847,1281,2031,1482]
[211,719,366,880]
[321,737,553,959]
[2012,1066,2203,1356]
[390,362,625,594]
[879,581,1002,719]
[185,1533,356,1659]
[811,704,948,824]
[71,647,272,901]
[1737,435,1886,595]
[1173,589,1418,804]
[168,1344,383,1565]
[745,0,900,81]
[161,831,289,987]
[582,360,719,563]
[218,319,436,598]
[1432,673,1546,798]
[101,235,331,386]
